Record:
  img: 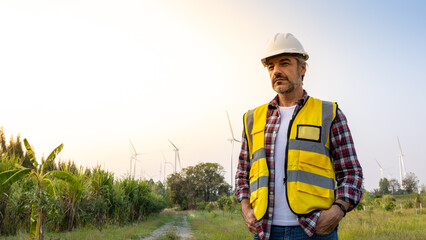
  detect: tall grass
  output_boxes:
[339,208,426,240]
[187,210,252,240]
[186,208,425,240]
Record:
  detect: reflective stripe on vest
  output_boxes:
[244,104,269,221]
[244,97,337,218]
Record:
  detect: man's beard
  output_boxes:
[274,84,296,94]
[272,74,300,94]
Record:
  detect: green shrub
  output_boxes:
[217,195,231,210]
[356,201,365,211]
[384,202,396,212]
[205,202,214,212]
[196,200,207,211]
[374,197,381,205]
[403,200,414,209]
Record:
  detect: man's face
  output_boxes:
[266,55,306,95]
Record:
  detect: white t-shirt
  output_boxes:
[272,105,299,226]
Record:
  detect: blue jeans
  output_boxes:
[253,225,337,240]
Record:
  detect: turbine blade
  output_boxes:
[168,139,178,150]
[129,140,137,155]
[226,110,236,140]
[397,136,403,155]
[375,159,382,169]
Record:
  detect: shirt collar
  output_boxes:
[269,90,309,109]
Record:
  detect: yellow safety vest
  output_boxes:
[244,97,337,219]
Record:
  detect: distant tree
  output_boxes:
[0,128,33,169]
[167,172,187,209]
[379,178,390,194]
[151,180,167,199]
[420,184,426,195]
[0,127,6,152]
[167,162,230,210]
[371,188,382,199]
[6,134,24,158]
[402,172,419,193]
[388,178,400,194]
[187,163,228,202]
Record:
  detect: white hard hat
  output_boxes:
[261,33,309,67]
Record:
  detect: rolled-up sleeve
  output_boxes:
[235,128,251,202]
[331,108,363,210]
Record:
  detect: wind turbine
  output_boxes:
[168,139,181,173]
[226,110,241,191]
[397,136,407,187]
[375,159,384,179]
[129,140,143,178]
[162,151,174,183]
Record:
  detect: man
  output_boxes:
[235,33,363,240]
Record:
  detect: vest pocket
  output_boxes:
[298,151,331,177]
[249,160,259,203]
[249,128,265,205]
[296,151,333,198]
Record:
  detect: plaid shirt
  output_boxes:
[235,91,363,239]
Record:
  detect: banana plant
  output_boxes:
[0,167,31,194]
[0,155,31,234]
[23,138,63,240]
[0,154,29,193]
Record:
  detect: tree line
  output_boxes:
[356,173,425,212]
[376,173,421,196]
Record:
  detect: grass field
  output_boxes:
[1,212,176,240]
[339,208,426,240]
[2,208,425,240]
[187,210,252,240]
[187,208,425,240]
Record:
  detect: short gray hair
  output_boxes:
[294,55,307,80]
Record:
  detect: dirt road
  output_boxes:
[140,213,192,240]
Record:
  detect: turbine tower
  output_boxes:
[226,111,241,191]
[375,159,384,179]
[162,151,174,183]
[168,139,181,173]
[397,136,407,187]
[129,140,143,178]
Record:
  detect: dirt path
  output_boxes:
[140,213,193,240]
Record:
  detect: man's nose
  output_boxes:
[272,66,282,76]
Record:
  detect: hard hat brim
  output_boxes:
[261,51,309,67]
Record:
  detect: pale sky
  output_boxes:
[1,0,425,191]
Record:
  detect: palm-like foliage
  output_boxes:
[23,139,63,240]
[0,155,30,234]
[0,168,31,193]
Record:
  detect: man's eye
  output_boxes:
[268,66,274,71]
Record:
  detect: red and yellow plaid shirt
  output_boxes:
[235,91,363,239]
